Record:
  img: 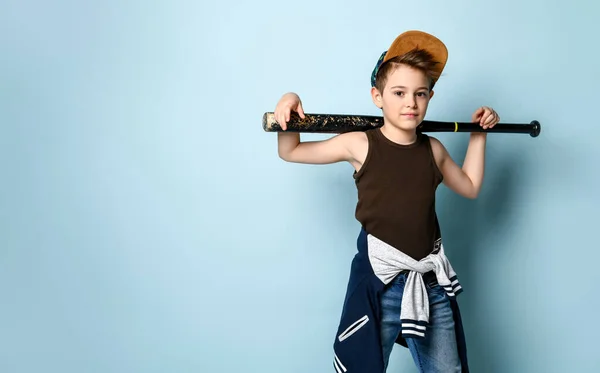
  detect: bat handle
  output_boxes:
[530,120,541,137]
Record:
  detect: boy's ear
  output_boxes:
[371,87,383,108]
[429,90,435,99]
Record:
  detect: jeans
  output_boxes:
[380,271,462,373]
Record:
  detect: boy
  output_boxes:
[274,31,499,373]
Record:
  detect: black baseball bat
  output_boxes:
[262,112,541,137]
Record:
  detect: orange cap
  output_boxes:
[371,30,448,87]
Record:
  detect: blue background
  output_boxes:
[2,1,599,372]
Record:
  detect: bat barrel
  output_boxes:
[262,112,541,137]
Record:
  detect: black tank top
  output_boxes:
[353,128,443,260]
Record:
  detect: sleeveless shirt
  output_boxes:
[353,128,443,261]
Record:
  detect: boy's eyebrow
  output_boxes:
[391,85,429,91]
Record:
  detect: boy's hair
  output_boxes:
[374,47,441,93]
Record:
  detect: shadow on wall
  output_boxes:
[435,135,532,373]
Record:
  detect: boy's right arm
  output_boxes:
[275,92,356,165]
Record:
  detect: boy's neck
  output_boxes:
[379,124,418,145]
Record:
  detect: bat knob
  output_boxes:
[530,120,541,137]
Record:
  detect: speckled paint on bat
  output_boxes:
[262,112,383,133]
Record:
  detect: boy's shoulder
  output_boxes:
[427,135,449,151]
[421,134,450,168]
[335,129,368,144]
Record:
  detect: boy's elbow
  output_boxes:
[278,149,294,162]
[466,186,481,199]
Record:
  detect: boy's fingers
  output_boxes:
[478,115,487,125]
[484,112,499,129]
[277,112,286,130]
[472,107,484,122]
[481,115,491,126]
[481,109,493,125]
[280,114,287,130]
[298,102,305,119]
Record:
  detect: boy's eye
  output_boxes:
[394,91,428,97]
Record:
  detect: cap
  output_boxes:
[370,30,448,87]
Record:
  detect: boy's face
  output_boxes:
[371,64,434,130]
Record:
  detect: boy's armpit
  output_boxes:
[345,131,369,172]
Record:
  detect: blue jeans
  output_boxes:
[380,272,462,372]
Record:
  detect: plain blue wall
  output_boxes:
[2,1,599,372]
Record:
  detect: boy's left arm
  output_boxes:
[430,106,499,199]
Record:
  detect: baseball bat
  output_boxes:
[262,112,541,137]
